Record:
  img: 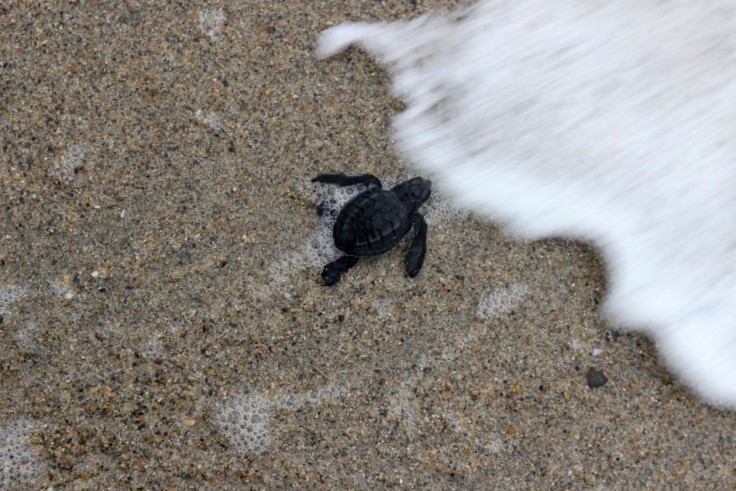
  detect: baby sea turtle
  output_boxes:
[312,173,432,285]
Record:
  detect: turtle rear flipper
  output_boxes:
[406,213,427,277]
[322,255,360,285]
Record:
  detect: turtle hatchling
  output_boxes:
[312,173,432,285]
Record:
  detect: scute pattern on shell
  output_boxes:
[334,191,410,256]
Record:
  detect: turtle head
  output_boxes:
[392,177,432,212]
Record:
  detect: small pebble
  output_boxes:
[586,368,608,388]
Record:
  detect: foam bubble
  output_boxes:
[0,419,45,488]
[194,109,224,132]
[12,321,42,355]
[49,279,75,301]
[0,285,27,316]
[477,284,530,320]
[212,385,347,455]
[421,186,467,226]
[53,144,87,182]
[213,392,273,456]
[197,9,226,43]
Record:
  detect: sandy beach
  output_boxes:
[1,1,733,488]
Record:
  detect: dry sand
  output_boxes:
[0,1,733,488]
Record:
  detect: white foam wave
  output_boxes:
[319,0,736,407]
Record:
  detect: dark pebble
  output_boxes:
[586,368,608,388]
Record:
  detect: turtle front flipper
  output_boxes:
[312,173,382,190]
[322,255,360,285]
[405,213,428,277]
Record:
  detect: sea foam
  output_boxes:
[318,0,736,407]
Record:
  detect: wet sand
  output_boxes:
[0,1,733,488]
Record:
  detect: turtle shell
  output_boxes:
[333,190,411,256]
